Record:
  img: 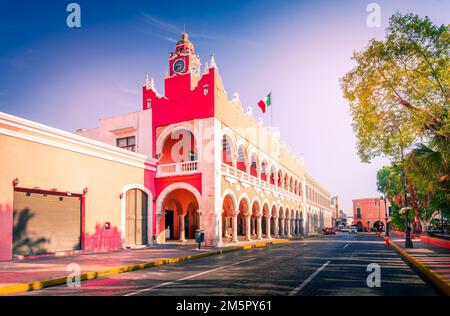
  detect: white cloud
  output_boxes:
[140,13,182,35]
[116,83,139,96]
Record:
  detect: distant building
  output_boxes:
[335,210,348,227]
[346,215,354,226]
[331,196,339,226]
[352,198,391,232]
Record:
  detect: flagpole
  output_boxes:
[270,91,273,128]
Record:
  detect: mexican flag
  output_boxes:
[258,92,272,113]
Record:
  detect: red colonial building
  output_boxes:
[352,198,391,232]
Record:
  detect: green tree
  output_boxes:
[405,136,450,231]
[376,165,403,202]
[343,13,449,233]
[341,13,449,157]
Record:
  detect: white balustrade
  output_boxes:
[157,161,199,177]
[221,163,303,202]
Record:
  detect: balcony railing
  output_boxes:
[157,161,199,177]
[221,163,302,202]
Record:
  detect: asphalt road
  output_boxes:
[20,233,441,296]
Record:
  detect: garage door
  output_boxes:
[13,190,82,256]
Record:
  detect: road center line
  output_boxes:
[288,261,330,296]
[343,244,349,249]
[124,257,257,296]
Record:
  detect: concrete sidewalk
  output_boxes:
[0,239,288,295]
[387,235,450,295]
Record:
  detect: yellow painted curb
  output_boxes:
[0,239,288,296]
[380,235,450,296]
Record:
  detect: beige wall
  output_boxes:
[76,110,153,158]
[0,112,151,260]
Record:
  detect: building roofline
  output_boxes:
[0,111,157,166]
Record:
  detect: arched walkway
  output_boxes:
[156,183,202,244]
[221,190,238,243]
[238,194,251,241]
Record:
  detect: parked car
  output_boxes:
[323,227,336,235]
[341,227,349,232]
[348,226,357,234]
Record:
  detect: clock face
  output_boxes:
[173,59,186,74]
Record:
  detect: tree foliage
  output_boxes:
[341,13,449,162]
[348,13,450,233]
[376,166,403,201]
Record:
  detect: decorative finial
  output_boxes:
[150,77,155,91]
[210,55,217,68]
[232,92,240,103]
[145,75,156,91]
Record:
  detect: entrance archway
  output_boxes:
[161,189,199,241]
[355,221,363,232]
[156,183,202,243]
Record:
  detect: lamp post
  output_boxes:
[382,195,389,237]
[394,147,413,248]
[378,198,381,232]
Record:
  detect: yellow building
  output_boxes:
[0,112,156,261]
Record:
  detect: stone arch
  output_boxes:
[221,189,238,213]
[237,193,251,214]
[156,123,198,158]
[221,128,237,167]
[236,141,249,172]
[277,169,284,188]
[221,127,237,147]
[156,182,202,243]
[251,196,262,216]
[221,189,239,242]
[260,159,269,181]
[283,173,289,191]
[156,182,202,215]
[249,151,260,177]
[261,199,271,216]
[289,176,294,193]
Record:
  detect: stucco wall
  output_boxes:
[0,113,152,260]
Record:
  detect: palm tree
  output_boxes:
[405,136,450,232]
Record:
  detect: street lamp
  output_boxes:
[401,207,414,248]
[393,148,413,248]
[378,198,381,232]
[382,195,389,237]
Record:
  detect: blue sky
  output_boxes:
[1,0,449,213]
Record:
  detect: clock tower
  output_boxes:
[166,33,201,99]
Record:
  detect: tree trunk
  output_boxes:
[408,182,422,234]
